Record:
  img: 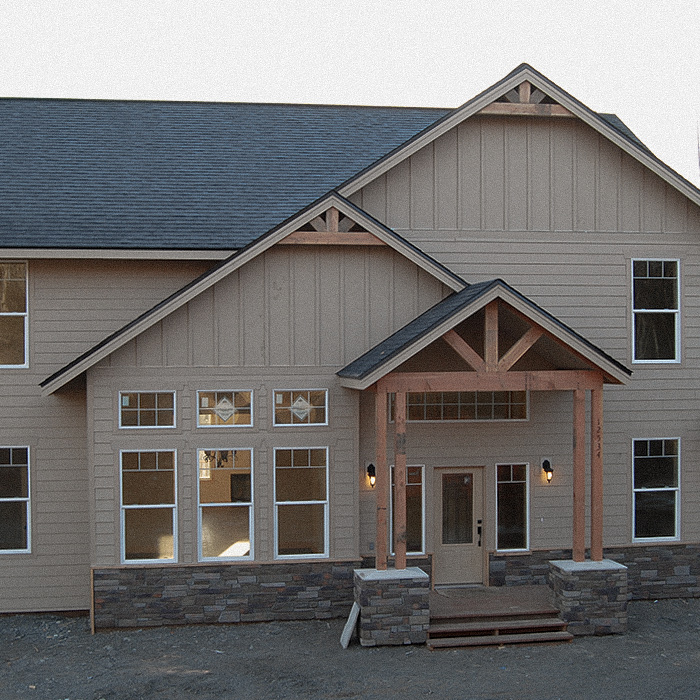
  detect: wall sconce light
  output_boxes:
[542,459,554,484]
[366,463,376,488]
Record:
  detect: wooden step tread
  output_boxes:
[430,607,560,623]
[428,630,574,649]
[429,616,567,637]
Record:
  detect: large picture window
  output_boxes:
[0,262,28,367]
[198,449,253,560]
[496,463,529,551]
[633,438,679,540]
[120,450,177,562]
[0,447,30,553]
[274,447,328,557]
[632,259,679,362]
[273,390,327,426]
[390,465,425,554]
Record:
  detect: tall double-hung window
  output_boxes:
[0,262,28,367]
[632,260,679,362]
[633,438,679,540]
[0,448,30,552]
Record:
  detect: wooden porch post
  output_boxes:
[590,387,604,561]
[375,388,389,570]
[572,389,586,562]
[394,391,407,570]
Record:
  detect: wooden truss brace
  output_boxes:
[280,206,386,246]
[479,80,574,118]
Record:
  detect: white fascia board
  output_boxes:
[0,248,233,260]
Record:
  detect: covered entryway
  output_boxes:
[433,467,484,585]
[338,279,631,576]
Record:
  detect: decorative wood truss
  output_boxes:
[478,80,574,118]
[371,299,605,572]
[279,206,386,246]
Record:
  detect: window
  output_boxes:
[0,262,28,367]
[120,392,175,428]
[633,438,679,540]
[390,391,527,422]
[632,259,679,362]
[120,450,176,562]
[198,449,253,560]
[0,448,30,553]
[273,390,327,426]
[390,465,425,554]
[496,463,529,551]
[197,391,252,427]
[274,448,328,557]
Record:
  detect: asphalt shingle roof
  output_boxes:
[0,99,449,249]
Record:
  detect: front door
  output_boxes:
[433,468,484,585]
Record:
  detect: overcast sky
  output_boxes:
[2,0,699,186]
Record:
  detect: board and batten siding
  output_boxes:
[0,258,213,613]
[350,114,700,550]
[87,244,452,567]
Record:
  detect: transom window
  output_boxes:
[198,449,253,560]
[197,391,252,427]
[0,262,28,368]
[273,390,327,426]
[632,259,679,362]
[274,447,328,557]
[496,463,529,551]
[120,392,175,428]
[120,450,177,562]
[391,391,527,422]
[633,438,679,540]
[0,447,30,553]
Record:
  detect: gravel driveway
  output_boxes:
[2,598,700,699]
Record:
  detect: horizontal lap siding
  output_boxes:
[353,114,700,550]
[0,258,212,613]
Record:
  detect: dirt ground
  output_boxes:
[2,598,700,700]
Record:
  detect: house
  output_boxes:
[2,64,700,636]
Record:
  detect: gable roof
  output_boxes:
[337,64,700,209]
[40,192,466,395]
[0,100,448,250]
[337,279,632,390]
[4,64,693,253]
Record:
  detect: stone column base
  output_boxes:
[549,559,628,636]
[354,567,430,646]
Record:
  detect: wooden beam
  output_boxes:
[394,391,407,570]
[380,370,604,393]
[326,207,339,232]
[519,81,532,104]
[498,327,543,372]
[442,329,486,371]
[572,389,586,563]
[375,390,389,571]
[279,231,385,246]
[484,301,499,371]
[590,388,604,562]
[477,103,574,118]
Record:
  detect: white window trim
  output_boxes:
[0,446,31,554]
[119,449,178,564]
[196,447,254,562]
[495,462,530,553]
[196,390,254,428]
[389,464,426,556]
[273,446,329,559]
[118,391,177,429]
[631,258,681,364]
[272,389,329,427]
[0,261,29,369]
[632,437,681,542]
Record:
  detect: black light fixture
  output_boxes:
[366,463,376,488]
[542,459,554,484]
